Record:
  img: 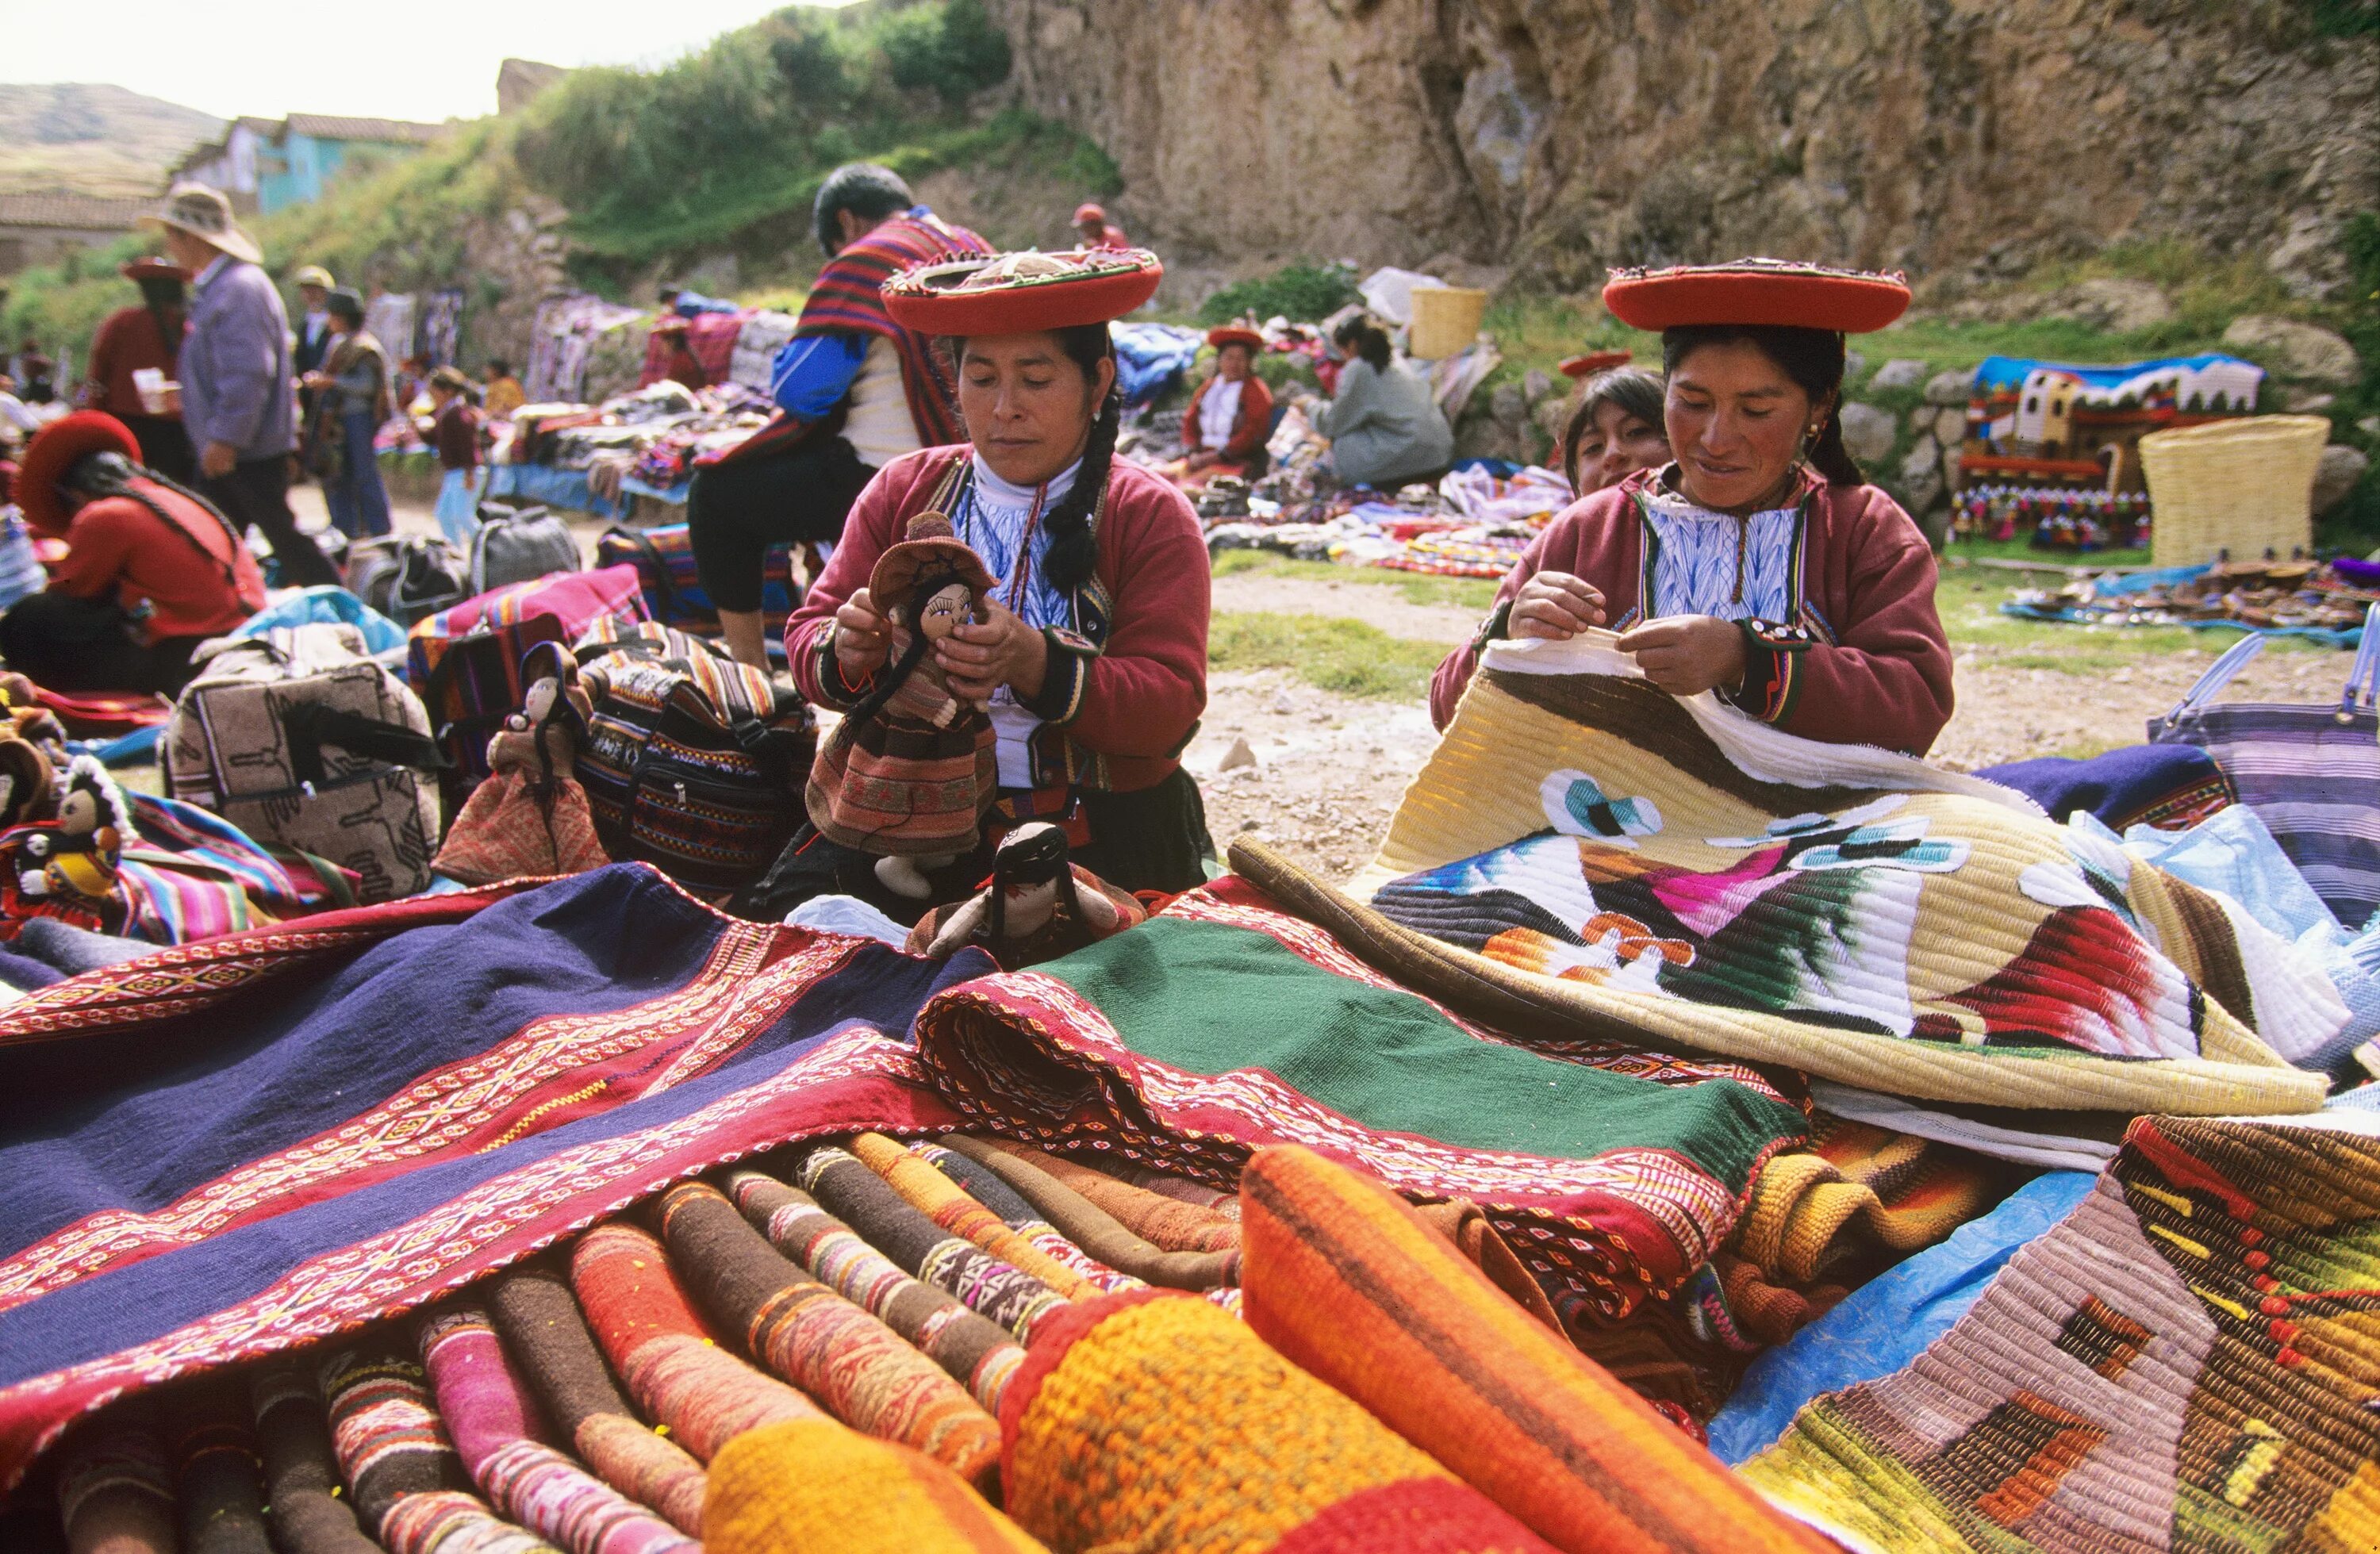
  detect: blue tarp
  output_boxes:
[486,462,629,520]
[232,586,408,655]
[1112,322,1204,409]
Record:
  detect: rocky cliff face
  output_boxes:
[985,0,2377,298]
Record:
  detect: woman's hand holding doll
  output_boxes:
[939,600,1047,704]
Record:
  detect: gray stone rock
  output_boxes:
[1869,358,1929,391]
[2313,445,2370,516]
[2046,277,2175,333]
[1924,367,1976,405]
[2286,389,2338,412]
[1523,369,1555,405]
[1219,735,1258,773]
[2361,416,2380,440]
[1933,407,1969,446]
[1837,402,1900,467]
[2222,316,2362,386]
[1534,394,1575,440]
[1844,350,1866,382]
[1490,383,1530,428]
[1897,436,1946,512]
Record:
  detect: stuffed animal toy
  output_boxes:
[904,821,1146,967]
[0,737,56,831]
[804,511,1000,900]
[0,672,71,770]
[13,755,129,911]
[432,642,610,885]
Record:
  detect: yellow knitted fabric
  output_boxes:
[707,1418,1046,1554]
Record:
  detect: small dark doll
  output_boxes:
[904,821,1146,967]
[13,755,128,911]
[432,642,610,884]
[806,512,1000,900]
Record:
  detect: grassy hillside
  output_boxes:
[0,82,220,196]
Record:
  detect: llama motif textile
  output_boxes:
[1328,633,2328,1116]
[1741,1115,2380,1553]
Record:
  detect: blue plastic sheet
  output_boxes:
[485,462,630,520]
[64,725,164,769]
[1111,322,1203,409]
[232,586,408,656]
[1707,1169,2098,1465]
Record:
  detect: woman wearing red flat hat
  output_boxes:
[1175,324,1275,482]
[0,410,264,695]
[77,256,195,483]
[771,247,1212,915]
[1430,260,1953,754]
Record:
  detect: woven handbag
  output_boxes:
[2148,601,2380,928]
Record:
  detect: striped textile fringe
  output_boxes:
[912,1142,1146,1296]
[418,1305,695,1554]
[162,1374,270,1554]
[938,1137,1238,1291]
[707,1418,1048,1554]
[378,1489,560,1554]
[1006,1145,1244,1253]
[248,1363,380,1554]
[724,1168,1027,1413]
[654,1181,1002,1489]
[53,1401,176,1554]
[847,1134,1098,1298]
[1238,1145,1831,1554]
[568,1222,820,1461]
[797,1145,1071,1342]
[484,1265,708,1537]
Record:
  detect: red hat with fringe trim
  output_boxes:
[884,248,1164,337]
[1207,325,1265,353]
[1073,202,1107,225]
[1603,259,1910,334]
[120,256,190,284]
[17,412,140,538]
[1557,348,1632,380]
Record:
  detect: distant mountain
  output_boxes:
[0,83,223,198]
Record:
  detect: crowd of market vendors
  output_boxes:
[0,161,1956,933]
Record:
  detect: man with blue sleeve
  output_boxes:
[685,164,988,667]
[146,183,339,587]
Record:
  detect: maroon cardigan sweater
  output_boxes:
[1180,372,1275,463]
[788,446,1210,794]
[1429,466,1955,754]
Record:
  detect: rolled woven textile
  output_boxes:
[418,1304,697,1554]
[316,1343,476,1533]
[1002,1144,1244,1253]
[1000,1288,1557,1554]
[484,1264,709,1537]
[376,1489,559,1554]
[1238,1145,1833,1554]
[849,1133,1100,1298]
[162,1375,271,1554]
[654,1180,1003,1488]
[54,1402,176,1554]
[724,1168,1026,1412]
[912,1142,1146,1295]
[568,1222,821,1462]
[939,1135,1238,1291]
[799,1145,1071,1341]
[1733,1121,1998,1287]
[248,1364,381,1554]
[708,1418,1049,1554]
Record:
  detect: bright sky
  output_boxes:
[9,0,856,125]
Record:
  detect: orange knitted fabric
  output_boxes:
[848,1134,1097,1298]
[1238,1145,1834,1554]
[999,1288,1556,1553]
[1006,1145,1242,1253]
[707,1418,1046,1554]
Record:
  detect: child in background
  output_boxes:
[426,366,484,547]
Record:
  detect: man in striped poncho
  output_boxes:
[689,164,991,666]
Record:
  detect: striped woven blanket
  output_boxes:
[1288,633,2330,1117]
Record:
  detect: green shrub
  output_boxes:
[879,0,1012,105]
[1197,262,1362,326]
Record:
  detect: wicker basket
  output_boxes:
[2140,415,2330,568]
[1407,286,1490,360]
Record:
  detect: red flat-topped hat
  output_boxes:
[1557,348,1632,379]
[1207,324,1265,352]
[17,411,140,538]
[883,248,1164,337]
[1603,259,1911,334]
[868,509,998,611]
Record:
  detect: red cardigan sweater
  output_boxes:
[1180,373,1275,463]
[1429,466,1955,754]
[788,446,1210,793]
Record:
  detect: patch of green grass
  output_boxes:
[1209,550,1497,612]
[1209,612,1447,700]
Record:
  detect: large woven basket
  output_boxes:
[2141,414,2330,567]
[1408,286,1490,360]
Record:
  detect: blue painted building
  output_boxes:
[253,115,446,214]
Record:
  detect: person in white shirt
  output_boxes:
[1175,325,1275,482]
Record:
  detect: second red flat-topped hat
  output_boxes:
[883,247,1165,336]
[1557,347,1633,379]
[1206,324,1265,352]
[1603,259,1911,334]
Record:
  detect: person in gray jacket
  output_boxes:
[1313,316,1454,489]
[144,183,339,586]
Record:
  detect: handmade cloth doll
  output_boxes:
[904,820,1146,967]
[0,736,55,831]
[805,512,1000,900]
[8,755,129,921]
[432,642,611,885]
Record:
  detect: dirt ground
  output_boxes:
[1192,566,2356,882]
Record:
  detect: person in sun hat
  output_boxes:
[78,256,195,482]
[290,263,337,381]
[762,245,1212,919]
[143,182,339,589]
[0,410,265,694]
[1429,259,1954,754]
[1072,201,1130,250]
[1174,323,1276,482]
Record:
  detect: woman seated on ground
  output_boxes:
[1553,354,1670,497]
[1312,316,1453,490]
[1174,325,1275,485]
[779,247,1214,910]
[1430,261,1952,755]
[0,411,264,695]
